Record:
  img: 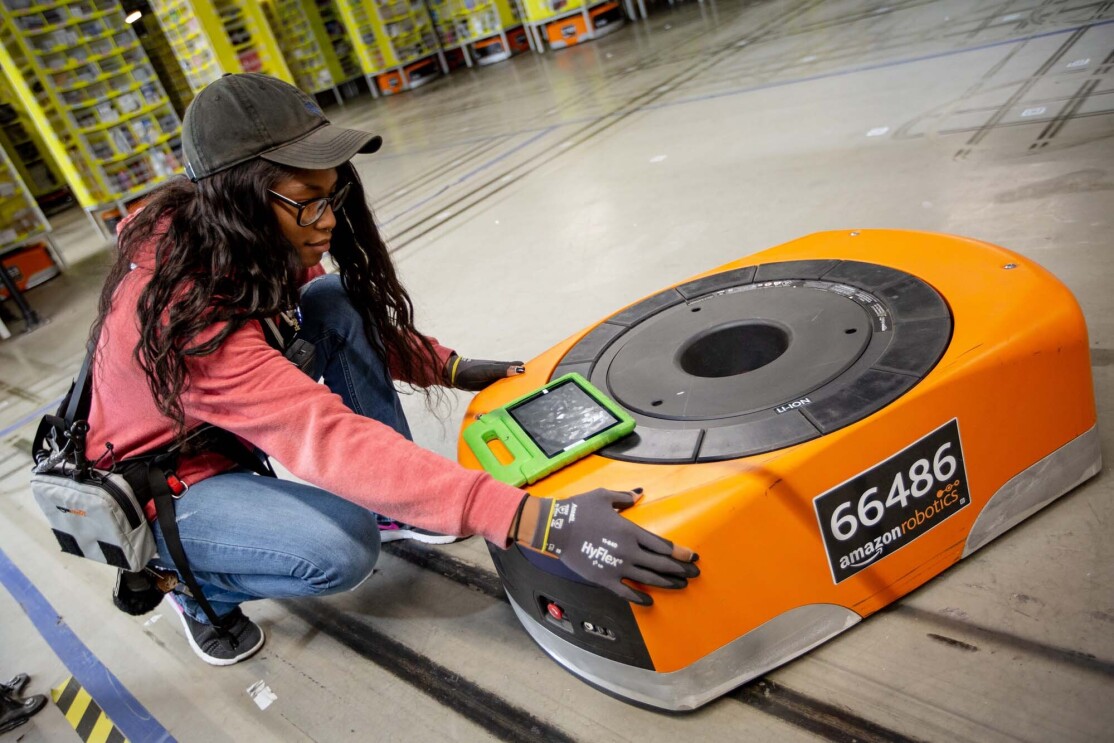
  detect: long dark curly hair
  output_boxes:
[90,159,442,436]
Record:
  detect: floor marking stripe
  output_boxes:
[1,547,174,742]
[54,674,81,711]
[0,396,63,439]
[52,676,130,743]
[90,713,118,743]
[63,686,93,727]
[74,693,104,739]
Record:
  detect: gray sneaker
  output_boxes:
[377,517,470,545]
[166,594,265,666]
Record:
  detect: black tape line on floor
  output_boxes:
[894,605,1114,678]
[732,679,926,743]
[382,541,506,598]
[382,542,919,739]
[286,601,577,743]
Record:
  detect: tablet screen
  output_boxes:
[508,379,623,458]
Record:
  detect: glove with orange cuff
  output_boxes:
[513,488,699,606]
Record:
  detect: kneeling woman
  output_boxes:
[87,73,699,665]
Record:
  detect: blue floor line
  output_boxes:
[0,397,63,440]
[0,546,175,743]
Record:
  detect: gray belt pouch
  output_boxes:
[29,336,157,574]
[30,465,155,572]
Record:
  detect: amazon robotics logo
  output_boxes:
[813,419,971,584]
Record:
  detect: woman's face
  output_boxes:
[270,167,340,268]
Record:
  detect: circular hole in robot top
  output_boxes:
[845,328,857,334]
[678,322,789,378]
[691,307,702,312]
[651,400,663,406]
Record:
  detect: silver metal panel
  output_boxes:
[508,596,860,711]
[963,426,1102,557]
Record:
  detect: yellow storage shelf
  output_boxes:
[260,0,347,96]
[1,0,186,235]
[517,0,623,52]
[0,99,52,249]
[148,0,293,95]
[519,0,583,23]
[48,40,140,73]
[14,7,116,38]
[0,67,65,199]
[0,117,51,252]
[78,98,169,133]
[427,0,521,66]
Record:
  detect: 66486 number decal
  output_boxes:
[813,419,970,584]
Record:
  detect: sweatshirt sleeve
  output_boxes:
[181,321,522,544]
[387,332,455,388]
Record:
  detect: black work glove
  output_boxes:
[445,353,525,391]
[519,488,699,606]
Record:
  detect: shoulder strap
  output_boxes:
[64,341,97,425]
[32,341,97,469]
[261,317,287,352]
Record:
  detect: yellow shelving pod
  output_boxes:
[1,0,187,237]
[0,70,67,205]
[0,140,60,337]
[308,0,361,87]
[332,0,383,95]
[149,0,293,91]
[515,0,623,51]
[427,0,524,67]
[378,0,445,90]
[0,139,48,249]
[148,0,223,93]
[335,0,445,96]
[260,0,346,100]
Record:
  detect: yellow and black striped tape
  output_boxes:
[51,676,127,743]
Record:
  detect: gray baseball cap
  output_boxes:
[182,73,382,181]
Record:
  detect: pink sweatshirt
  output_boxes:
[87,222,525,544]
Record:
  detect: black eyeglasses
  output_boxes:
[268,182,352,227]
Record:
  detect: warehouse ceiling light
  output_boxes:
[125,10,142,23]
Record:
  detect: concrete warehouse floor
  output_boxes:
[1,0,1112,741]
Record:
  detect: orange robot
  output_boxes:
[457,230,1101,711]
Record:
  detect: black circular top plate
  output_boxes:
[549,260,953,463]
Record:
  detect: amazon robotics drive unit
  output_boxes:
[457,230,1101,711]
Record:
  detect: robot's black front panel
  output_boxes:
[551,260,952,463]
[488,544,654,670]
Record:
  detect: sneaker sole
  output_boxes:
[165,595,265,667]
[379,529,470,545]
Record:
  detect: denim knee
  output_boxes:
[300,274,360,327]
[299,514,381,595]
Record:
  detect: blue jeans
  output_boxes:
[152,275,408,623]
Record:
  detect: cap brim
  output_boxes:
[260,123,382,170]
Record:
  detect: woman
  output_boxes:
[87,73,698,666]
